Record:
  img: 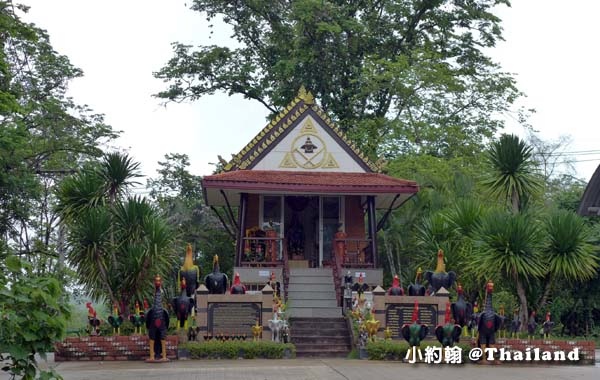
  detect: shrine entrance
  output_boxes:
[260,195,342,268]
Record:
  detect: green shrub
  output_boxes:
[181,340,296,359]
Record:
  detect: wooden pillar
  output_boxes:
[236,193,248,266]
[367,196,377,268]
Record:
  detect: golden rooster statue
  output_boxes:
[252,320,263,341]
[365,313,380,341]
[178,243,200,298]
[424,249,456,295]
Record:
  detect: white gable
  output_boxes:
[252,115,366,172]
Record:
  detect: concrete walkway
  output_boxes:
[2,357,597,380]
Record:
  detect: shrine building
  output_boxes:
[201,87,419,315]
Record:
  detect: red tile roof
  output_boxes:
[202,170,418,194]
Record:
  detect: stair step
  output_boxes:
[287,299,337,308]
[288,277,335,285]
[287,307,342,318]
[287,290,336,299]
[290,336,351,344]
[289,268,332,276]
[286,283,335,291]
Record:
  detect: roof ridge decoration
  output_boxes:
[222,86,379,172]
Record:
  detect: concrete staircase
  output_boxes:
[286,268,341,318]
[287,268,351,357]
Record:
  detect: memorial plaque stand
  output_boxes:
[195,284,274,341]
[370,286,449,340]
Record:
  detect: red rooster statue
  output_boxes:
[401,300,429,347]
[145,275,170,362]
[435,302,462,347]
[542,311,554,339]
[85,302,101,336]
[230,272,247,294]
[477,281,502,352]
[387,275,404,296]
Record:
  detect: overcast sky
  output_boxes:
[20,0,600,185]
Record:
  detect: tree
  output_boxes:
[146,153,235,278]
[155,0,520,160]
[0,256,70,380]
[481,133,543,213]
[56,153,175,313]
[537,209,599,309]
[483,134,543,213]
[0,1,117,275]
[472,210,546,328]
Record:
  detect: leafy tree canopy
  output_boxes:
[156,0,520,160]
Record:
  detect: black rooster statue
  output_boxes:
[542,311,554,339]
[477,281,502,353]
[435,302,462,348]
[407,267,426,296]
[387,275,404,296]
[498,305,507,339]
[129,301,146,335]
[172,277,194,332]
[527,311,537,340]
[85,302,101,336]
[352,273,370,301]
[468,301,480,338]
[424,249,456,295]
[510,308,521,338]
[205,254,228,294]
[451,283,472,337]
[178,243,200,298]
[230,272,247,294]
[145,275,170,362]
[401,300,429,356]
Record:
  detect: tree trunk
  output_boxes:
[537,274,553,311]
[511,188,520,214]
[515,277,529,331]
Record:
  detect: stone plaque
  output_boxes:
[207,302,261,335]
[385,303,437,338]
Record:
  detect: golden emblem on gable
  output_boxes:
[278,118,339,169]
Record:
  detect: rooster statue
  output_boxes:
[407,268,426,296]
[387,275,404,296]
[542,311,554,339]
[230,272,247,294]
[468,301,480,338]
[527,311,537,340]
[451,283,472,336]
[145,275,170,362]
[107,302,124,335]
[178,243,200,299]
[252,319,263,341]
[129,301,146,335]
[510,308,521,338]
[435,302,462,348]
[477,281,502,353]
[85,302,101,336]
[401,300,429,348]
[172,277,194,332]
[352,273,370,302]
[424,249,456,295]
[498,305,507,339]
[205,254,228,294]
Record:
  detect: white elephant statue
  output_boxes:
[268,311,284,342]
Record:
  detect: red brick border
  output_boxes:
[54,335,178,361]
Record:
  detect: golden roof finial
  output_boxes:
[297,85,314,105]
